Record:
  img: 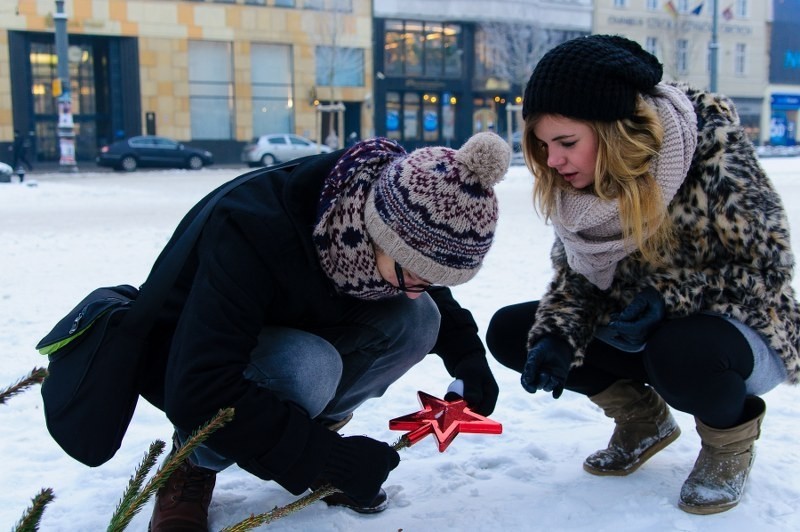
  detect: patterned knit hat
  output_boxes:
[313,133,509,299]
[365,132,510,286]
[523,34,663,122]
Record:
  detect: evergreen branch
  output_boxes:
[220,435,411,531]
[106,407,235,531]
[13,487,55,532]
[107,440,166,532]
[0,367,47,405]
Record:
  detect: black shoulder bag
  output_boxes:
[35,162,298,467]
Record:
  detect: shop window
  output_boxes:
[422,93,439,142]
[386,92,401,140]
[383,19,462,79]
[189,40,234,139]
[384,21,404,77]
[251,43,293,135]
[404,93,420,140]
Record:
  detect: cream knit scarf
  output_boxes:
[552,83,698,290]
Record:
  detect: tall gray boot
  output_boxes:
[584,379,681,476]
[679,396,765,515]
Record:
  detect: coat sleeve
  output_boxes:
[527,239,613,362]
[163,208,338,495]
[427,286,487,375]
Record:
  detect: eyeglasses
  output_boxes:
[394,261,432,293]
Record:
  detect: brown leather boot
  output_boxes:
[679,396,765,515]
[584,379,681,476]
[149,454,216,531]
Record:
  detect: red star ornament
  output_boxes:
[389,391,502,452]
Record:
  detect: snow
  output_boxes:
[2,158,799,531]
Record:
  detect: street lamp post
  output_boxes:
[709,0,719,92]
[54,0,78,172]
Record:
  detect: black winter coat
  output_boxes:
[140,151,486,494]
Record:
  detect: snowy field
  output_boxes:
[1,157,799,531]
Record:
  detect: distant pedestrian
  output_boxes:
[11,129,33,173]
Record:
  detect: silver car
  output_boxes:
[241,133,332,167]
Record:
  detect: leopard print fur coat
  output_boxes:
[528,84,800,384]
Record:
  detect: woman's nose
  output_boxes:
[547,150,564,168]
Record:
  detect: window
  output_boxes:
[251,43,293,135]
[676,39,689,74]
[403,93,420,140]
[735,0,747,18]
[386,92,401,140]
[303,0,324,9]
[645,37,658,59]
[315,46,364,86]
[677,0,689,13]
[331,0,352,12]
[646,0,658,9]
[382,20,462,79]
[734,42,746,75]
[613,0,626,7]
[189,41,234,139]
[274,0,295,6]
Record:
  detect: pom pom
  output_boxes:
[454,132,510,188]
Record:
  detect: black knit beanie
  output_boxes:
[523,34,663,122]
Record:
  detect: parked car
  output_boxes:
[241,133,332,167]
[0,161,13,181]
[96,135,213,172]
[510,131,524,166]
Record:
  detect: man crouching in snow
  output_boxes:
[141,132,510,530]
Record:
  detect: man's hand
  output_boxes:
[448,356,499,415]
[321,435,400,506]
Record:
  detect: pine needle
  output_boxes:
[106,440,166,532]
[13,487,55,532]
[105,407,235,531]
[0,367,47,405]
[220,434,411,531]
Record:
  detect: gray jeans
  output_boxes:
[179,293,441,471]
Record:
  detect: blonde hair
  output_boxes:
[525,95,674,264]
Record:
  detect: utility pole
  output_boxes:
[54,0,78,172]
[709,0,719,92]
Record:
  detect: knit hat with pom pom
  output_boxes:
[365,131,510,286]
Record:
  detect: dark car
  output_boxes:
[96,135,213,172]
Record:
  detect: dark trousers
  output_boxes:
[486,301,755,428]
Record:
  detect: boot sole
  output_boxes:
[583,426,682,477]
[677,499,738,515]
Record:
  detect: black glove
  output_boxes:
[449,356,499,416]
[321,435,400,506]
[606,287,665,349]
[521,335,572,399]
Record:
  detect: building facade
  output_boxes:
[372,0,592,150]
[0,0,373,164]
[594,0,769,143]
[766,0,800,146]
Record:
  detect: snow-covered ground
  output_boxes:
[2,158,799,531]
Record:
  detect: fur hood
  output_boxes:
[529,84,800,384]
